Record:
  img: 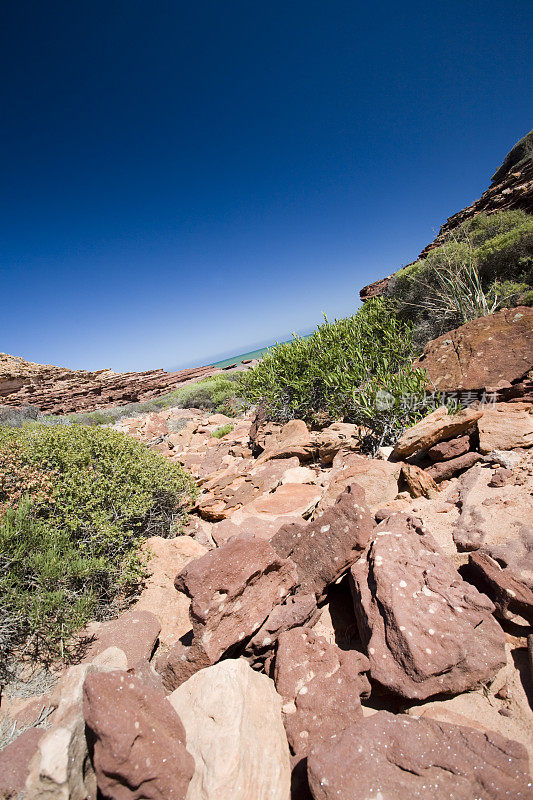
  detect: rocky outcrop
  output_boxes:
[83,671,194,800]
[271,484,373,600]
[350,514,507,699]
[156,536,298,689]
[168,659,290,800]
[25,648,128,800]
[392,406,483,459]
[0,352,244,414]
[360,130,533,301]
[274,627,370,760]
[414,307,533,395]
[307,711,532,800]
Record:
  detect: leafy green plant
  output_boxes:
[0,424,196,674]
[387,210,533,349]
[239,298,430,447]
[211,423,234,439]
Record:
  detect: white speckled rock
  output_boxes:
[168,659,290,800]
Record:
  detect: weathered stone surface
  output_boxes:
[281,465,317,484]
[307,710,532,800]
[196,458,299,521]
[427,434,472,462]
[168,659,290,800]
[426,451,482,482]
[350,514,506,700]
[274,627,370,760]
[83,671,194,800]
[272,484,373,600]
[466,550,533,622]
[393,406,483,459]
[82,609,161,667]
[453,457,533,551]
[401,463,439,497]
[414,307,533,393]
[244,592,318,665]
[478,402,533,453]
[318,450,400,511]
[135,535,207,648]
[25,648,127,800]
[314,422,362,465]
[257,419,315,463]
[158,536,298,688]
[211,514,300,545]
[0,728,44,800]
[248,482,322,517]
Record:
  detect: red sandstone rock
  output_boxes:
[83,671,194,800]
[82,609,161,667]
[467,550,533,622]
[318,450,400,511]
[426,451,483,482]
[414,308,533,394]
[244,592,319,666]
[271,484,373,601]
[350,513,506,700]
[0,352,227,415]
[307,711,532,800]
[478,401,533,452]
[274,627,370,760]
[392,406,483,459]
[157,536,298,689]
[427,434,472,462]
[401,463,439,497]
[0,729,44,800]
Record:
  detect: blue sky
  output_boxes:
[1,1,531,371]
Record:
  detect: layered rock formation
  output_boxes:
[0,352,245,414]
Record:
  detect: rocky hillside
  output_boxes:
[1,310,532,799]
[360,129,533,301]
[0,352,242,414]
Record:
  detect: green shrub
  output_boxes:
[211,423,234,439]
[387,210,533,349]
[0,424,196,674]
[239,299,430,446]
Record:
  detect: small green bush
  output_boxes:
[0,424,196,674]
[211,423,234,439]
[387,210,533,349]
[239,299,430,447]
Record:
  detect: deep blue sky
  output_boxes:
[1,1,531,371]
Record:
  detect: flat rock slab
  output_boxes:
[478,402,533,453]
[274,627,370,760]
[83,671,194,800]
[426,451,482,482]
[211,514,301,545]
[168,659,290,800]
[82,609,161,667]
[271,484,373,600]
[393,406,483,459]
[350,513,506,700]
[248,483,322,517]
[428,433,472,462]
[307,710,532,800]
[453,456,533,551]
[318,451,400,511]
